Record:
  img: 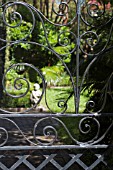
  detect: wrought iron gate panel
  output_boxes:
[0,0,113,169]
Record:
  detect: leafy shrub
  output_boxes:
[1,92,31,108]
[42,64,71,86]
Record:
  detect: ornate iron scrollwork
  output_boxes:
[0,0,113,149]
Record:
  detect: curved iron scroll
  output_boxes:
[0,0,113,147]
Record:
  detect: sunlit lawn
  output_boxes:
[40,87,89,113]
[5,85,89,113]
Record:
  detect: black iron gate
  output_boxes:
[0,0,113,169]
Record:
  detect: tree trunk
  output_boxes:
[45,0,49,18]
[0,0,6,99]
[33,0,38,8]
[40,0,42,11]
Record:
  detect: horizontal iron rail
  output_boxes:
[0,145,109,150]
[0,113,112,117]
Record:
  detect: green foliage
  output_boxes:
[42,64,70,86]
[9,20,73,68]
[101,0,113,5]
[39,22,74,57]
[9,20,32,50]
[2,94,31,108]
[8,10,74,83]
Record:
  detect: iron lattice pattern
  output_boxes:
[0,149,113,170]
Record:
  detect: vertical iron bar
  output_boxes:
[76,0,81,113]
